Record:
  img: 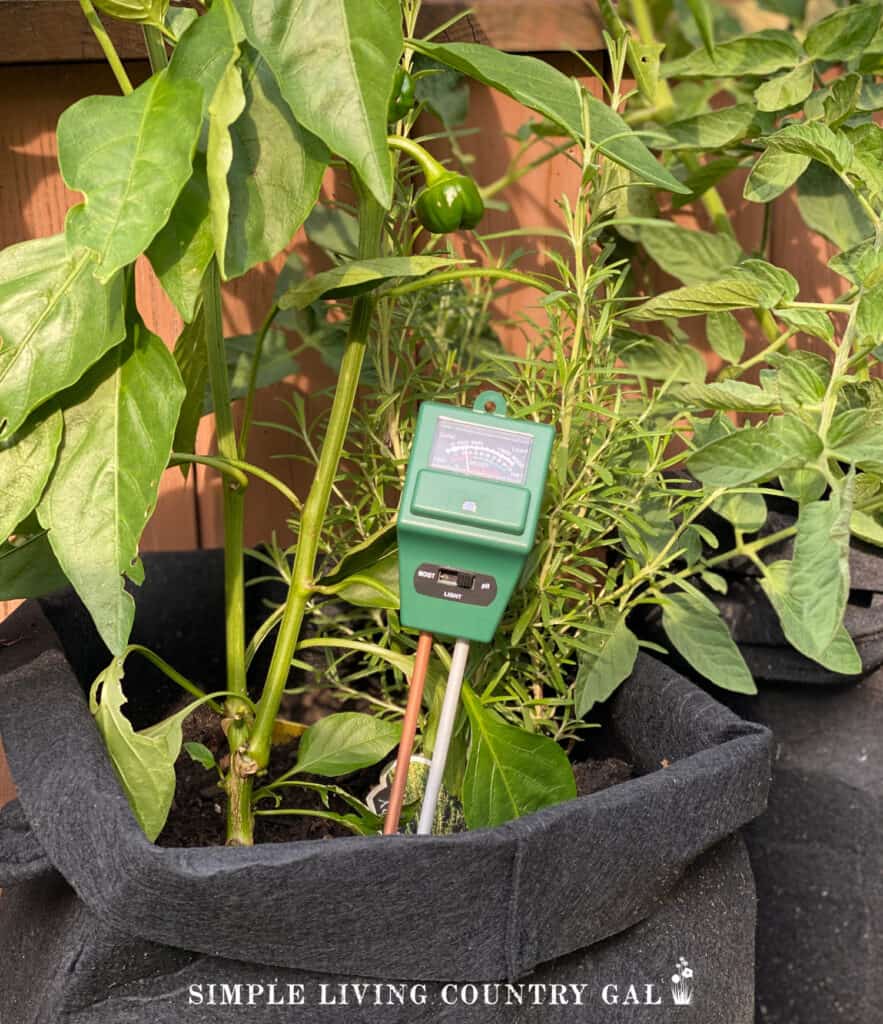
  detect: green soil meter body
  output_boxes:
[397,391,554,643]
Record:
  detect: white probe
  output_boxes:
[417,638,470,835]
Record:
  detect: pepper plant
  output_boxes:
[2,0,880,847]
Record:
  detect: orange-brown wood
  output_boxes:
[0,735,13,808]
[0,1,605,64]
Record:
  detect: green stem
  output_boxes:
[142,24,169,72]
[387,134,447,181]
[124,644,220,710]
[78,0,133,94]
[247,190,387,772]
[171,452,303,510]
[203,262,253,845]
[238,303,279,458]
[386,266,556,299]
[819,299,860,440]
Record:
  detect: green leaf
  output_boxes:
[804,3,882,61]
[770,349,830,406]
[171,305,207,460]
[662,590,756,694]
[233,0,402,207]
[774,306,833,342]
[610,332,707,384]
[847,123,883,200]
[851,508,883,546]
[653,103,758,151]
[688,415,820,487]
[167,0,236,116]
[574,615,639,716]
[706,311,745,363]
[764,122,853,175]
[821,72,862,128]
[58,69,203,281]
[744,149,810,203]
[773,479,854,656]
[278,256,462,311]
[461,684,576,829]
[829,237,883,286]
[206,33,247,278]
[630,259,798,320]
[679,380,782,412]
[685,0,715,55]
[856,281,883,342]
[634,222,742,285]
[0,531,68,600]
[319,551,399,610]
[413,40,690,194]
[304,206,360,258]
[91,659,185,841]
[712,490,768,532]
[780,467,827,504]
[662,30,803,78]
[762,559,860,673]
[316,526,400,610]
[754,62,814,113]
[412,55,470,127]
[293,712,401,777]
[221,44,329,279]
[797,163,873,251]
[627,40,665,104]
[37,315,185,655]
[146,153,213,323]
[225,328,299,401]
[0,409,62,540]
[184,741,216,770]
[827,408,883,467]
[0,235,126,439]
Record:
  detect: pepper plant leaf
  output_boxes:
[574,614,638,717]
[413,40,690,195]
[661,590,756,694]
[0,408,62,541]
[171,304,207,461]
[0,531,68,600]
[221,44,329,280]
[233,0,402,208]
[461,684,577,829]
[37,315,185,656]
[91,659,198,841]
[58,69,204,281]
[0,235,126,439]
[292,712,401,777]
[278,256,462,310]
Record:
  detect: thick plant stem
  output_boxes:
[248,192,386,771]
[79,0,133,94]
[203,262,252,843]
[142,24,169,72]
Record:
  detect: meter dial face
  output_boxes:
[429,417,533,485]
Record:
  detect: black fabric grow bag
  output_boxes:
[0,552,773,1023]
[635,516,883,1024]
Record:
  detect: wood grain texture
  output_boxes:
[0,0,604,64]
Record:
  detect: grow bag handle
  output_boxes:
[0,799,52,886]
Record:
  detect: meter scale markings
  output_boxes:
[429,417,533,485]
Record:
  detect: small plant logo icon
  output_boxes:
[671,958,694,1005]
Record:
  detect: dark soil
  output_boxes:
[158,698,635,847]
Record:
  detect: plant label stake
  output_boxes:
[384,391,553,835]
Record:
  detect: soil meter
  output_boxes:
[382,391,553,837]
[397,390,554,643]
